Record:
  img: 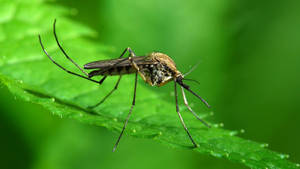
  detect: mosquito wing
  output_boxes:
[84,56,156,69]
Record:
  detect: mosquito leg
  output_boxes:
[174,80,198,148]
[120,47,136,57]
[111,51,140,151]
[181,87,211,128]
[88,76,122,109]
[39,35,101,84]
[40,21,104,84]
[88,47,136,107]
[52,19,90,76]
[113,72,138,152]
[127,47,136,57]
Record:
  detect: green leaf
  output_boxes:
[0,1,299,169]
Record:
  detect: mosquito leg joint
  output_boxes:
[129,57,140,71]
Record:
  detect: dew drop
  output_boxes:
[213,123,223,128]
[18,80,23,84]
[260,143,269,148]
[210,151,222,157]
[213,124,219,128]
[296,163,300,167]
[51,98,55,102]
[209,111,214,116]
[132,129,136,133]
[240,129,245,133]
[229,131,238,136]
[241,159,246,163]
[279,154,290,159]
[158,131,162,135]
[113,118,118,122]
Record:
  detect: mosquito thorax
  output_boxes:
[138,52,182,87]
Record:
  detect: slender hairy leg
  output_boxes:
[88,76,122,109]
[39,20,107,84]
[40,20,136,85]
[88,47,137,108]
[174,80,198,148]
[38,35,101,84]
[53,19,89,76]
[113,72,138,152]
[181,87,211,128]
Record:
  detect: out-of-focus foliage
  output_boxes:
[0,0,299,169]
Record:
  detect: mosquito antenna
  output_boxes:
[177,78,211,108]
[184,61,200,76]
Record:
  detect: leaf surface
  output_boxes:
[0,1,298,169]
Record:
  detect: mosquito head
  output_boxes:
[176,75,187,87]
[176,76,211,108]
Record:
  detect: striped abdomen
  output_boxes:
[88,66,137,77]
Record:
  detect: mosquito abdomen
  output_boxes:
[88,66,136,77]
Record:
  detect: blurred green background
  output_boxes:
[0,0,299,169]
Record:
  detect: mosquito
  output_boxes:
[38,19,211,152]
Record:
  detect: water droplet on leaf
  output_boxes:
[229,131,238,136]
[279,154,289,159]
[260,143,269,148]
